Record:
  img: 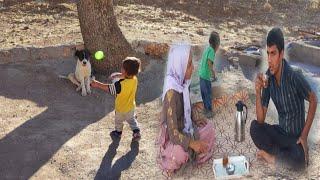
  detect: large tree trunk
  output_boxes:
[77,0,133,74]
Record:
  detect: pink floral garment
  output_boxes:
[157,90,215,173]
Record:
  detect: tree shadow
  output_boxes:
[94,135,139,180]
[0,57,162,179]
[0,56,163,179]
[0,59,113,179]
[1,0,77,18]
[136,60,165,105]
[116,0,279,28]
[92,58,165,105]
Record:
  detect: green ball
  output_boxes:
[94,51,104,61]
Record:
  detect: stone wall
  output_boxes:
[0,41,202,63]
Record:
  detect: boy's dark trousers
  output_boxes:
[200,77,212,111]
[250,120,306,170]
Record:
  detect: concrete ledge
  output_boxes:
[287,41,320,67]
[238,53,261,67]
[0,44,84,64]
[131,40,206,59]
[0,40,262,67]
[0,41,207,64]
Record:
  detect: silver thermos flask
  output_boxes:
[235,101,248,142]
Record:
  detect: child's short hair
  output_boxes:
[122,57,141,76]
[209,31,220,51]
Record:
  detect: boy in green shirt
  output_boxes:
[198,31,220,118]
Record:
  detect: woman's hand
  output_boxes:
[195,118,207,128]
[189,140,208,154]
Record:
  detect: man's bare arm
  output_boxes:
[301,91,318,139]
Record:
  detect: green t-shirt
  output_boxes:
[199,46,215,81]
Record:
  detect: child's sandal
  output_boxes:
[132,130,141,141]
[110,130,122,138]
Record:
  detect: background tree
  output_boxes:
[77,0,134,74]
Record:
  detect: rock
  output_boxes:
[238,53,260,67]
[53,14,60,19]
[22,26,29,30]
[306,0,320,11]
[227,56,240,69]
[218,48,227,56]
[131,40,169,59]
[191,44,205,60]
[196,29,204,36]
[143,42,169,58]
[251,39,262,47]
[182,15,194,22]
[263,1,272,12]
[131,40,145,54]
[42,19,49,25]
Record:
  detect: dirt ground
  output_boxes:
[0,0,319,50]
[0,57,165,179]
[0,0,320,179]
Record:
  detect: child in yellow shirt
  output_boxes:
[91,57,141,141]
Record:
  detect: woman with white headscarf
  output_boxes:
[157,43,215,174]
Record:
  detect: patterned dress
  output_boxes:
[158,89,215,173]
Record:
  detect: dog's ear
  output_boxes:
[84,49,91,58]
[74,50,80,58]
[91,69,97,76]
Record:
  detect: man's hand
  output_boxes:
[255,73,268,123]
[255,73,264,93]
[297,136,309,164]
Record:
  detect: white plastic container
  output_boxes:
[213,155,249,179]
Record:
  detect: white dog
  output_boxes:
[59,49,92,96]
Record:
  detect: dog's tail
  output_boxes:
[58,75,69,79]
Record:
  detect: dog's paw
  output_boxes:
[87,89,92,94]
[81,91,87,96]
[76,86,81,92]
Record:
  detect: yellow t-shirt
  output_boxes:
[112,76,138,113]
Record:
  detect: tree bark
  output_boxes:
[77,0,133,74]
